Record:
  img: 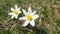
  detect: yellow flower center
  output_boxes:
[13,10,18,15]
[26,14,32,21]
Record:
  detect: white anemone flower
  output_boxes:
[19,7,39,27]
[8,5,21,19]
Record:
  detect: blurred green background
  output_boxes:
[0,0,60,34]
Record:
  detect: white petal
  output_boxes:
[22,21,29,27]
[17,10,21,14]
[15,5,18,9]
[18,7,21,10]
[22,9,27,15]
[33,14,39,19]
[15,15,18,19]
[11,16,14,19]
[28,7,32,13]
[19,17,26,20]
[18,11,21,13]
[8,12,13,15]
[11,8,14,11]
[17,8,21,13]
[17,8,20,11]
[30,20,35,27]
[32,10,37,15]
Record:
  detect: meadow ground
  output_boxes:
[0,0,60,34]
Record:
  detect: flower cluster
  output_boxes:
[8,5,39,27]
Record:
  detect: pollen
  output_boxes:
[26,14,32,21]
[13,10,18,15]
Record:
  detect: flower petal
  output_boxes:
[22,9,27,15]
[30,20,35,27]
[17,7,20,11]
[18,11,21,13]
[28,7,32,13]
[22,20,29,27]
[15,5,18,9]
[11,16,14,19]
[8,12,13,15]
[33,14,39,19]
[19,16,26,20]
[15,15,18,19]
[32,10,37,15]
[11,8,14,11]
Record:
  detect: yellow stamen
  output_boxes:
[13,10,18,15]
[26,14,32,21]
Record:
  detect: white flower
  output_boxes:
[8,5,21,19]
[19,7,39,27]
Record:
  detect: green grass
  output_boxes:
[0,0,60,34]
